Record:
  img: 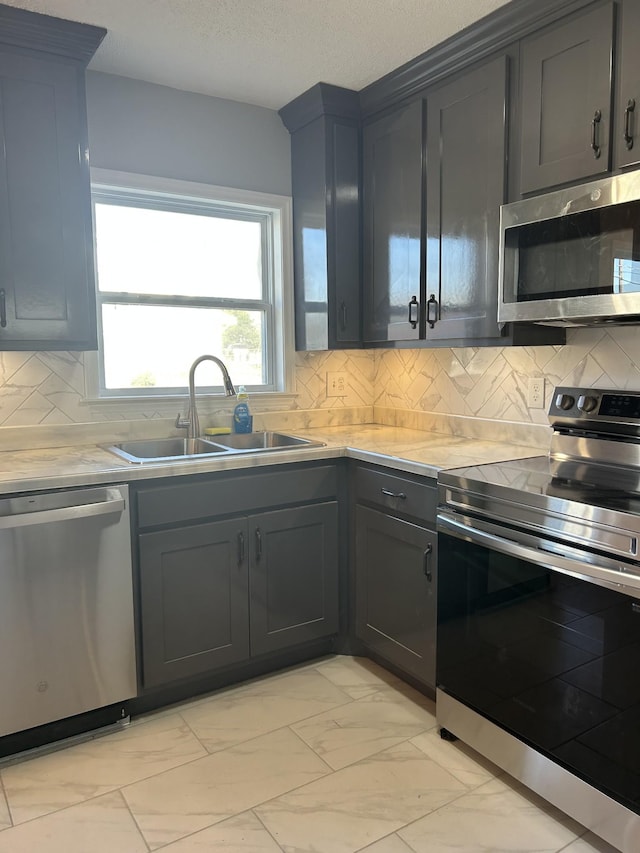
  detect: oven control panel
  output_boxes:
[550,386,640,425]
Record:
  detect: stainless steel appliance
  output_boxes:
[0,484,137,741]
[498,171,640,326]
[437,388,640,852]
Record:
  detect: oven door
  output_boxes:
[437,509,640,815]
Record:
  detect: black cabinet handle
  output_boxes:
[255,527,262,561]
[408,296,419,329]
[591,109,602,159]
[340,301,348,331]
[237,531,245,565]
[426,294,438,329]
[423,543,433,581]
[381,488,407,500]
[624,99,636,150]
[0,289,6,328]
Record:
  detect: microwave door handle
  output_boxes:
[437,512,640,597]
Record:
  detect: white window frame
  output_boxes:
[85,168,295,405]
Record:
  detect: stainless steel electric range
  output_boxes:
[436,387,640,853]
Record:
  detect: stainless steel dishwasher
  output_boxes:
[0,484,137,739]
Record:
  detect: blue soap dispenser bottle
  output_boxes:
[233,386,253,434]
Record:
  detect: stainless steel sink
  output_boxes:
[209,431,323,451]
[106,437,230,464]
[105,432,324,464]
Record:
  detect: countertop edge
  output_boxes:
[0,425,547,495]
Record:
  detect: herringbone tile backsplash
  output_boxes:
[0,327,637,428]
[375,326,640,425]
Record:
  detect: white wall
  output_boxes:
[85,71,292,196]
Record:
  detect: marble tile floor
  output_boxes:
[0,655,621,853]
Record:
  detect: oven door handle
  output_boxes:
[437,511,640,597]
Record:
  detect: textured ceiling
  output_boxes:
[3,0,513,109]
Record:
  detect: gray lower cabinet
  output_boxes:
[139,518,249,688]
[353,465,438,690]
[135,465,340,690]
[355,506,437,689]
[249,502,339,656]
[520,3,615,194]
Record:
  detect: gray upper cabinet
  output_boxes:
[425,56,507,341]
[362,99,424,343]
[279,84,361,350]
[614,0,640,169]
[0,6,105,350]
[361,56,545,346]
[520,3,615,194]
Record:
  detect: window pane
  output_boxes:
[101,304,265,390]
[95,204,263,299]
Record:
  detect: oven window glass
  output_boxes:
[438,532,640,812]
[504,202,640,302]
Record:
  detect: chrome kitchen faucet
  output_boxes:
[176,355,236,439]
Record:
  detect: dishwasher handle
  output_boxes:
[0,496,126,530]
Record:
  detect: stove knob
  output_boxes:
[555,393,575,410]
[578,394,598,413]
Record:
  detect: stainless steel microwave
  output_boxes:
[498,171,640,326]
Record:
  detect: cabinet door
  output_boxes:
[290,116,329,351]
[615,0,640,169]
[139,519,249,688]
[355,505,436,688]
[425,56,507,341]
[520,3,614,194]
[363,100,423,342]
[291,116,360,350]
[329,119,361,345]
[283,83,361,351]
[249,502,339,656]
[0,51,96,349]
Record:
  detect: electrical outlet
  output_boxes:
[326,371,347,397]
[528,377,545,409]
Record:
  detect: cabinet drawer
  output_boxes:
[354,466,436,523]
[137,464,338,529]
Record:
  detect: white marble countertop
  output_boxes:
[0,423,545,495]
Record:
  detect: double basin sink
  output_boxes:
[107,432,325,464]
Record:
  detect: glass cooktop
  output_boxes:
[440,454,640,520]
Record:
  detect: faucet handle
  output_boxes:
[175,412,190,431]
